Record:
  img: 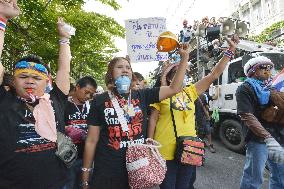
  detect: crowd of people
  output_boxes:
[0,1,284,189]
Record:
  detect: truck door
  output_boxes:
[210,60,244,111]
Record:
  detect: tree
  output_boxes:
[249,20,284,47]
[2,0,125,85]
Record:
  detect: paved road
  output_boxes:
[194,139,269,189]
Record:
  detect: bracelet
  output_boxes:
[59,38,70,45]
[80,181,89,187]
[223,49,234,59]
[0,17,7,32]
[81,167,93,172]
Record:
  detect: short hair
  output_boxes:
[14,54,50,73]
[76,76,97,89]
[134,72,144,81]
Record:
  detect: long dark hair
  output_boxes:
[105,57,135,90]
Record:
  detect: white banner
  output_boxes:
[125,17,168,63]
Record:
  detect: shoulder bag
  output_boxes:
[52,96,78,168]
[108,91,167,189]
[170,97,205,166]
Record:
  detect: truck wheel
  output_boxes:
[219,119,245,153]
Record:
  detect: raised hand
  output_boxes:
[0,0,20,20]
[57,17,71,39]
[224,34,240,52]
[178,43,192,61]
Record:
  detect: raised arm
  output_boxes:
[158,44,191,101]
[195,35,239,95]
[0,0,20,85]
[56,17,72,95]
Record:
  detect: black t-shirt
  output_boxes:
[65,99,90,159]
[87,88,160,178]
[0,84,68,189]
[236,83,284,144]
[195,93,212,125]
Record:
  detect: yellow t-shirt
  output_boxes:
[150,85,198,160]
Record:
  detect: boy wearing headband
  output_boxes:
[0,2,73,188]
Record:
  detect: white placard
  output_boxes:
[125,17,168,63]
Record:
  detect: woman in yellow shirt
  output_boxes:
[148,36,239,189]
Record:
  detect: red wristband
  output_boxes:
[0,17,7,24]
[0,17,7,32]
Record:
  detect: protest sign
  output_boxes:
[125,17,168,63]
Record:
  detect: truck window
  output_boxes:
[228,60,246,84]
[259,53,284,71]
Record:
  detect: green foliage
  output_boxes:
[2,0,125,85]
[250,20,284,46]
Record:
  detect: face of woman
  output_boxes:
[112,59,133,81]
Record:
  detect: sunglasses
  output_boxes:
[258,64,273,70]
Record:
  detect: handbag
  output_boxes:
[107,91,166,188]
[126,139,167,189]
[170,97,205,166]
[52,96,78,168]
[55,131,78,168]
[25,99,78,168]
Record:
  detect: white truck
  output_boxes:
[208,40,284,152]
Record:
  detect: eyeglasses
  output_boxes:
[258,64,273,70]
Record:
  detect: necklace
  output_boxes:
[69,97,86,117]
[121,91,135,117]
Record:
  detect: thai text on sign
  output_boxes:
[125,17,168,63]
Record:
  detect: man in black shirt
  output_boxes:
[237,56,284,189]
[0,3,73,189]
[65,76,97,189]
[195,91,218,153]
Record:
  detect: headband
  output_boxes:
[14,61,49,79]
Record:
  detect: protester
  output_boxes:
[195,87,219,153]
[82,43,191,189]
[237,56,284,189]
[65,76,97,189]
[179,19,193,43]
[0,2,72,188]
[132,71,146,90]
[209,17,217,27]
[147,35,239,189]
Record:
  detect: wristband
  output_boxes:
[81,167,93,172]
[59,38,70,45]
[224,49,234,59]
[0,17,7,32]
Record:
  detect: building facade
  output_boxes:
[229,0,284,35]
